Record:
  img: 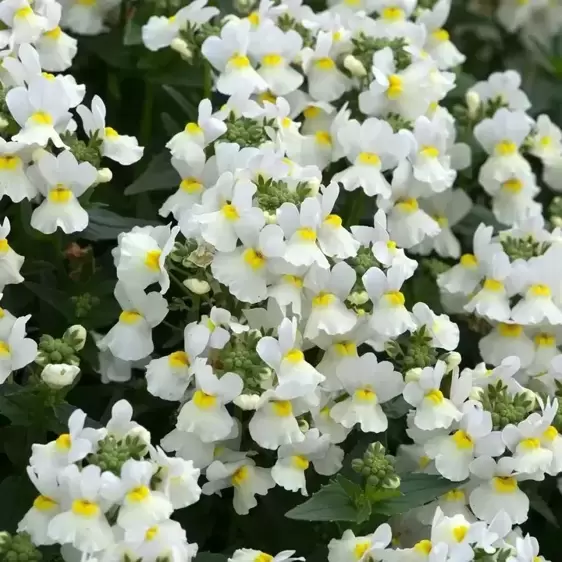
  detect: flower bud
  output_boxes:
[32,147,50,162]
[306,178,321,196]
[405,367,422,383]
[465,90,481,119]
[234,393,260,410]
[343,55,367,77]
[64,324,87,351]
[96,167,113,184]
[445,351,462,372]
[0,117,9,130]
[469,386,485,401]
[263,211,277,224]
[170,38,193,61]
[183,278,211,294]
[348,291,369,306]
[41,363,81,389]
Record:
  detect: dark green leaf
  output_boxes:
[124,151,179,195]
[162,85,197,117]
[0,475,36,532]
[83,208,160,240]
[527,488,559,527]
[374,473,464,516]
[194,554,228,562]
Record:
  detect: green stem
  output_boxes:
[203,62,212,99]
[140,81,154,147]
[346,189,367,227]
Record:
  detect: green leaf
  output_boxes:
[194,554,228,562]
[285,479,359,522]
[527,488,559,527]
[0,383,37,426]
[124,151,179,195]
[162,85,197,117]
[373,473,463,516]
[0,475,36,532]
[124,18,143,46]
[83,208,160,240]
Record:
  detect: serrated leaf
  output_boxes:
[374,473,464,516]
[83,208,160,240]
[285,481,359,522]
[124,151,179,195]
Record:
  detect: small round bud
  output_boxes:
[0,117,9,130]
[95,168,113,184]
[306,178,321,196]
[183,278,211,295]
[469,386,485,401]
[41,363,80,389]
[32,148,50,163]
[233,393,261,410]
[520,388,537,409]
[445,351,462,372]
[263,211,277,224]
[170,38,193,61]
[348,291,369,306]
[465,90,481,119]
[64,324,87,351]
[405,367,422,383]
[343,55,367,77]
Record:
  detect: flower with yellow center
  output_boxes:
[324,214,342,228]
[120,310,142,324]
[353,541,371,560]
[180,178,203,193]
[421,145,440,158]
[452,525,468,543]
[431,28,450,42]
[0,155,20,171]
[184,122,202,135]
[303,106,321,119]
[495,140,517,156]
[384,290,405,307]
[297,227,317,242]
[492,476,518,493]
[144,250,162,271]
[243,249,266,270]
[262,54,283,67]
[386,75,403,99]
[221,203,239,221]
[229,53,251,69]
[414,540,432,555]
[334,341,356,356]
[292,455,310,470]
[168,351,189,368]
[315,57,335,70]
[48,184,72,204]
[231,465,250,487]
[452,430,474,450]
[31,111,53,125]
[498,322,523,337]
[284,349,304,363]
[312,292,335,307]
[381,6,405,21]
[126,485,150,503]
[502,178,523,193]
[314,130,332,147]
[396,198,418,213]
[0,341,9,356]
[193,390,217,410]
[354,387,377,403]
[55,433,72,450]
[483,278,504,292]
[272,400,292,417]
[71,499,100,517]
[460,253,478,268]
[425,389,444,405]
[358,152,381,166]
[33,495,58,512]
[529,284,551,298]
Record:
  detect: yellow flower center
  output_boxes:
[15,6,33,19]
[387,74,403,99]
[102,126,118,139]
[229,54,250,69]
[292,455,310,470]
[414,540,433,555]
[193,390,217,410]
[502,178,523,193]
[231,465,250,487]
[185,122,202,135]
[303,106,321,119]
[297,227,317,242]
[539,135,552,147]
[284,349,304,364]
[353,541,371,560]
[530,284,551,297]
[384,290,405,307]
[396,198,418,213]
[31,111,53,125]
[334,341,356,356]
[358,151,381,166]
[324,214,342,228]
[314,130,332,146]
[425,389,444,405]
[495,140,517,156]
[145,526,159,541]
[71,499,99,517]
[431,28,450,42]
[48,184,72,204]
[460,253,478,268]
[444,489,465,501]
[483,278,504,292]
[55,433,71,450]
[520,437,541,450]
[419,455,430,469]
[0,238,12,253]
[44,26,62,39]
[0,155,21,171]
[169,351,189,368]
[452,525,468,543]
[434,215,448,227]
[272,400,292,417]
[221,203,239,221]
[354,387,377,403]
[180,177,203,193]
[258,91,277,105]
[381,6,405,20]
[421,145,440,158]
[0,341,10,356]
[387,240,397,250]
[243,248,266,270]
[493,476,518,493]
[77,0,97,5]
[247,11,260,26]
[126,485,150,503]
[283,274,303,288]
[498,323,523,337]
[33,495,58,512]
[315,57,335,70]
[120,310,142,324]
[452,430,474,450]
[144,249,162,271]
[543,425,558,442]
[312,292,335,307]
[535,333,555,347]
[262,54,283,67]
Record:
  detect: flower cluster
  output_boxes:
[2,1,562,562]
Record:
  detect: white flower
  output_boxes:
[479,324,534,369]
[363,265,415,338]
[36,25,78,72]
[0,314,36,383]
[99,282,168,361]
[40,363,80,389]
[203,457,275,515]
[328,525,392,562]
[77,95,144,165]
[113,224,179,294]
[412,302,459,351]
[116,459,173,530]
[470,70,531,112]
[469,456,530,524]
[30,409,101,471]
[202,19,268,96]
[0,0,48,43]
[0,218,24,290]
[47,464,119,552]
[0,138,37,203]
[177,366,243,442]
[29,150,97,234]
[403,360,462,430]
[303,262,357,341]
[424,404,504,481]
[529,114,562,162]
[330,353,404,433]
[301,31,351,102]
[146,322,210,401]
[230,549,303,562]
[257,317,325,394]
[106,399,151,445]
[272,428,343,495]
[7,78,72,148]
[358,47,434,120]
[142,0,218,51]
[332,117,409,198]
[58,0,120,36]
